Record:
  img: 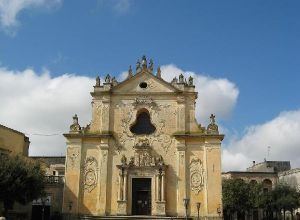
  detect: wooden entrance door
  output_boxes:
[132,178,151,215]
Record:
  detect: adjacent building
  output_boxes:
[0,124,30,156]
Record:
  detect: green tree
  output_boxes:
[0,154,46,217]
[269,183,300,219]
[223,179,263,219]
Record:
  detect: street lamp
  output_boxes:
[68,201,73,220]
[217,205,222,218]
[196,202,201,220]
[41,197,49,220]
[183,198,190,220]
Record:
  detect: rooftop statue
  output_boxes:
[149,59,154,72]
[141,55,147,69]
[136,59,141,73]
[188,76,194,86]
[95,76,100,87]
[105,74,111,83]
[128,65,133,78]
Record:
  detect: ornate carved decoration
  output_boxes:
[67,147,79,169]
[207,114,219,134]
[133,96,157,108]
[116,100,176,155]
[83,156,98,193]
[189,158,205,194]
[70,114,81,133]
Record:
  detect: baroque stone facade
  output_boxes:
[62,56,224,219]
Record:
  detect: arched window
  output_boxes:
[130,109,156,135]
[262,179,272,193]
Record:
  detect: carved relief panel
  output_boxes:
[67,147,80,170]
[83,156,98,193]
[189,158,205,194]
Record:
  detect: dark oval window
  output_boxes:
[139,82,148,89]
[130,110,156,135]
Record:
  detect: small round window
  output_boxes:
[139,82,148,89]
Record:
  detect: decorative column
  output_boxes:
[155,168,166,216]
[156,172,160,201]
[123,171,127,201]
[117,166,127,215]
[161,170,165,201]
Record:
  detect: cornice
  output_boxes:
[173,133,225,141]
[63,132,113,139]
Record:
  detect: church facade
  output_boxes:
[62,56,224,219]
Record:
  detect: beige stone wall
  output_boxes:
[0,124,29,156]
[63,65,223,219]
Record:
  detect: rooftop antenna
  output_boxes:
[267,146,271,158]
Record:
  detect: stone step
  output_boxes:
[78,216,192,220]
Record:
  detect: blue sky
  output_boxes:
[0,0,299,170]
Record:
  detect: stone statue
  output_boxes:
[188,76,194,86]
[136,59,141,73]
[149,59,154,72]
[105,74,111,83]
[128,65,133,78]
[141,55,147,69]
[179,74,184,83]
[70,114,81,132]
[95,76,100,87]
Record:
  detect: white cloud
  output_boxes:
[113,0,131,14]
[223,110,300,171]
[0,0,62,34]
[0,67,94,156]
[161,64,239,123]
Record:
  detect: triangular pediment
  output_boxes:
[112,70,180,94]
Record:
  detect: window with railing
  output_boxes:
[44,175,64,184]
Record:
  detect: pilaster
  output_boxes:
[62,138,82,214]
[98,140,109,215]
[176,141,187,216]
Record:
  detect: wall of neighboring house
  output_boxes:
[279,168,300,188]
[31,157,66,219]
[0,124,29,156]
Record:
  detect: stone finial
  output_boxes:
[210,114,216,124]
[73,114,78,124]
[70,114,81,133]
[207,114,219,134]
[136,59,141,73]
[155,155,164,166]
[171,77,178,84]
[149,59,154,72]
[95,76,100,87]
[141,55,147,69]
[111,77,118,86]
[179,73,184,83]
[157,66,161,78]
[188,76,194,86]
[105,74,111,83]
[121,155,127,166]
[128,65,133,78]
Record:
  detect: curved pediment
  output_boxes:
[111,69,180,94]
